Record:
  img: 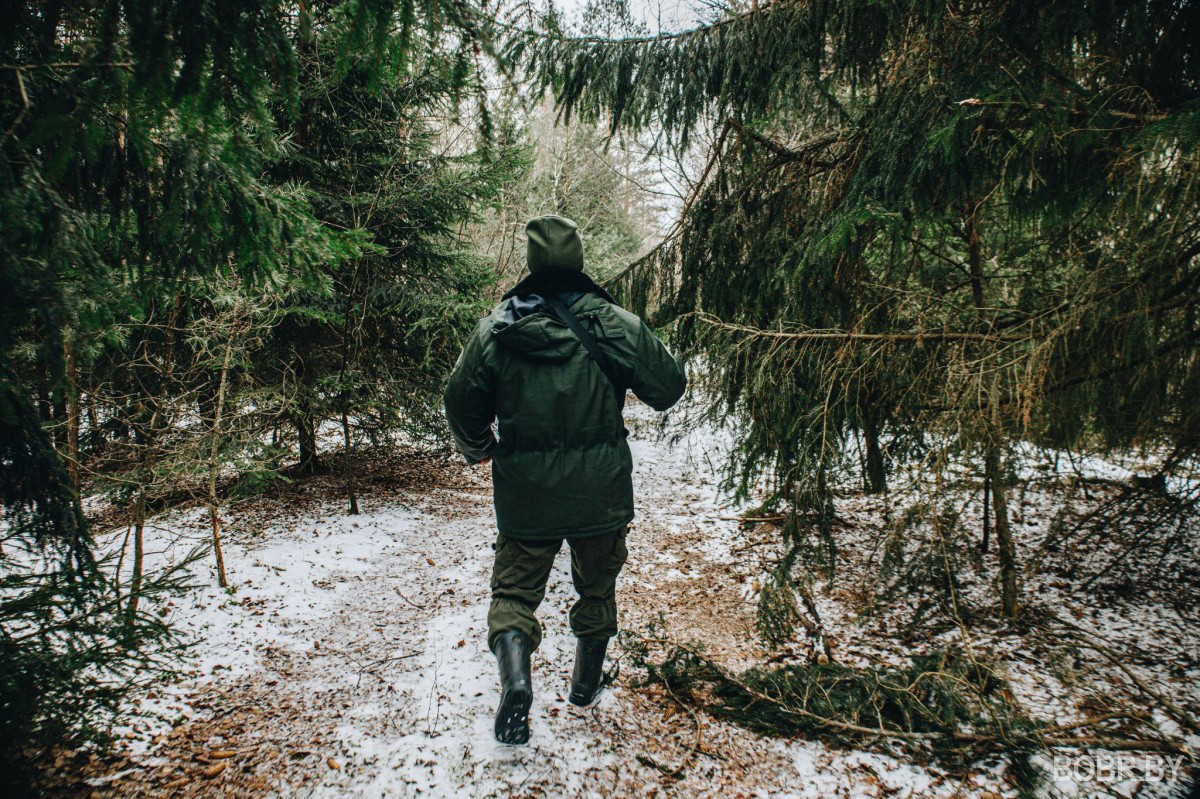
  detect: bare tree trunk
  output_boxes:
[210,513,228,589]
[966,203,986,309]
[295,411,319,472]
[206,325,237,588]
[126,492,146,622]
[86,392,99,431]
[291,346,321,473]
[52,377,66,450]
[64,335,80,488]
[113,523,132,605]
[986,448,1018,617]
[863,423,886,494]
[126,284,184,622]
[966,201,1018,616]
[341,409,358,515]
[497,206,509,277]
[560,116,573,207]
[980,469,991,554]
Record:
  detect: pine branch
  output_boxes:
[724,118,845,167]
[691,312,1026,343]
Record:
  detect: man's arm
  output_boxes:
[627,320,686,411]
[443,325,498,464]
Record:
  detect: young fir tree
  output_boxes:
[1,1,500,790]
[256,11,523,488]
[511,1,1200,621]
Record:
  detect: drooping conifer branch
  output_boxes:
[519,0,1200,637]
[690,312,1027,343]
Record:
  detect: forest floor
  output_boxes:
[45,402,1199,799]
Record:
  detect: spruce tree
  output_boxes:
[512,0,1200,619]
[1,1,501,789]
[256,14,523,483]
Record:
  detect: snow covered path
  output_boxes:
[66,404,1195,798]
[69,406,962,798]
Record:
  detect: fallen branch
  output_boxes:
[1052,620,1200,738]
[626,632,1189,757]
[633,635,942,741]
[720,514,786,523]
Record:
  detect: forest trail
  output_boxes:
[63,401,1197,799]
[72,403,961,799]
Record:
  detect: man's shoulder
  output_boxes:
[573,292,644,333]
[474,300,510,333]
[456,305,504,365]
[475,290,645,345]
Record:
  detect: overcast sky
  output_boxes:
[551,0,710,35]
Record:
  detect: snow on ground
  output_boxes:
[52,401,1198,798]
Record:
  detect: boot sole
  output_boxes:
[568,683,599,707]
[494,685,532,745]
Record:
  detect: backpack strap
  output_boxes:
[545,295,625,402]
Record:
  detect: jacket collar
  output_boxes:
[502,268,617,304]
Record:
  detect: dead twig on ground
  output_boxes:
[626,632,1190,756]
[1051,620,1200,738]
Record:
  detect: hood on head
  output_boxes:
[526,215,584,273]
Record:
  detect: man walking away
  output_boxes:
[443,215,686,744]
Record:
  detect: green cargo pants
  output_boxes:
[487,526,628,652]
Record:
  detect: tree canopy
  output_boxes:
[514,0,1200,618]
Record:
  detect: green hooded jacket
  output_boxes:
[443,216,686,540]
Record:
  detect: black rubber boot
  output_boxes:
[568,637,609,706]
[493,630,533,744]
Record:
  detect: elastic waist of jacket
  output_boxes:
[497,427,629,453]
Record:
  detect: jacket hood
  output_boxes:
[492,272,620,363]
[490,291,585,363]
[526,215,584,273]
